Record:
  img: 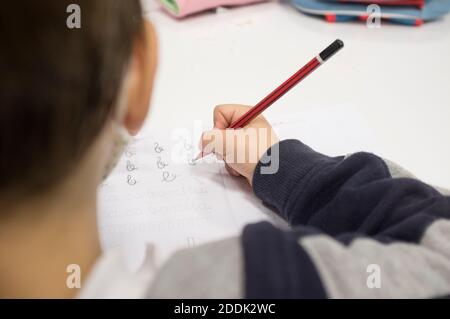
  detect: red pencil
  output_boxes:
[196,39,344,161]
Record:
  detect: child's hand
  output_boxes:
[200,104,279,185]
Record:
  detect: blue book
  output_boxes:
[290,0,450,25]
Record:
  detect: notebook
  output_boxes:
[98,128,280,269]
[98,108,378,269]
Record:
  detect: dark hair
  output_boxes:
[0,0,143,197]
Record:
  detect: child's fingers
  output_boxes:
[213,104,252,129]
[199,128,248,160]
[199,128,226,157]
[225,164,241,177]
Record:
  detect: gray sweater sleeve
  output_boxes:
[146,237,244,298]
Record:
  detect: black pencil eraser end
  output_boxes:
[319,39,344,62]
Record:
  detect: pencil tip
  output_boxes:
[190,152,202,165]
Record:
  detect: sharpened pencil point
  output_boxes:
[191,152,203,163]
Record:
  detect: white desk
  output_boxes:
[141,0,450,189]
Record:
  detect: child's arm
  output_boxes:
[253,139,447,234]
[148,105,450,298]
[243,139,450,298]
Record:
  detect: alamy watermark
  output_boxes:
[66,264,81,289]
[166,122,280,175]
[366,264,381,289]
[66,4,81,29]
[366,4,381,29]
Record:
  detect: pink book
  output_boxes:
[158,0,267,18]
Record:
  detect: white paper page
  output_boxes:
[269,105,381,157]
[98,133,240,268]
[221,173,289,229]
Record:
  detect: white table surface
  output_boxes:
[141,0,450,189]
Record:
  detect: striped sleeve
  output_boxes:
[245,139,450,298]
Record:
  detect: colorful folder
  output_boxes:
[157,0,267,18]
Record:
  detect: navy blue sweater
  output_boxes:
[243,139,450,298]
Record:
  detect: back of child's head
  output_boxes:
[0,1,144,199]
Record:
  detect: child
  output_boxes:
[1,0,449,299]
